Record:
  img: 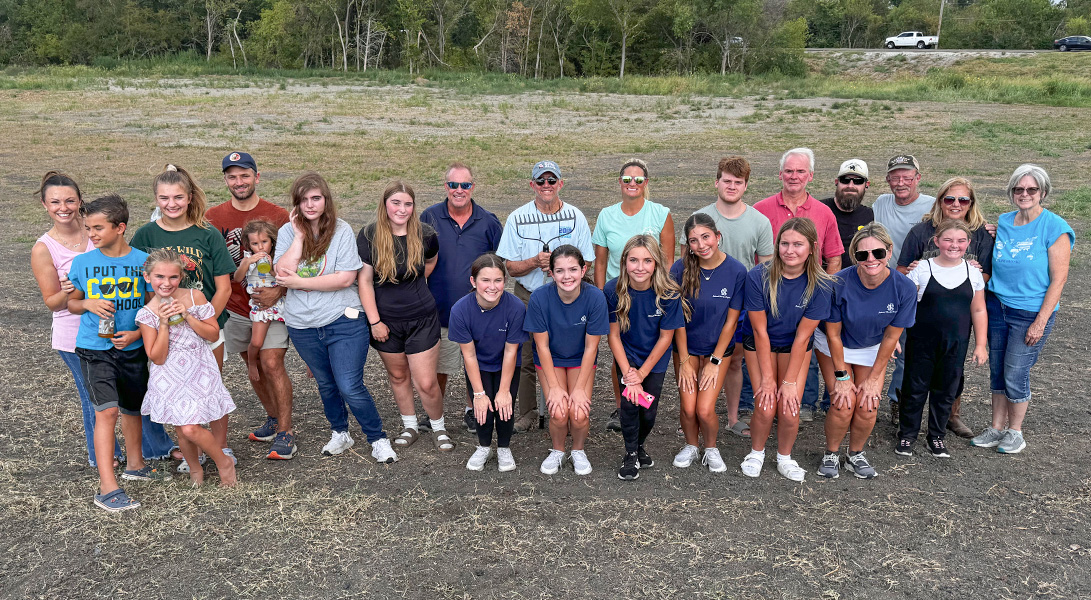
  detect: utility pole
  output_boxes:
[936,0,946,50]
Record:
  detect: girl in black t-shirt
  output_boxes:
[358,181,451,453]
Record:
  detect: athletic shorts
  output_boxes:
[76,346,149,416]
[436,327,465,375]
[224,310,290,354]
[742,335,814,354]
[370,312,441,355]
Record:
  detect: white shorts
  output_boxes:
[814,328,879,367]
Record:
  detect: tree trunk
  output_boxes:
[232,10,247,67]
[721,37,729,75]
[522,5,534,76]
[619,29,627,79]
[363,17,372,71]
[205,5,215,61]
[534,12,544,78]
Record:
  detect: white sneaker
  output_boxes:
[777,458,806,482]
[370,438,398,464]
[702,447,727,473]
[322,431,355,456]
[673,444,700,468]
[497,447,516,472]
[540,449,566,475]
[466,446,493,471]
[570,449,592,475]
[741,450,765,478]
[176,454,208,473]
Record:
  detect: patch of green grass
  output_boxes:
[1052,186,1091,222]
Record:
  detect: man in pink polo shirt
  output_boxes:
[753,147,844,422]
[754,147,844,275]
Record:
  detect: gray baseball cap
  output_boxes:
[531,160,562,180]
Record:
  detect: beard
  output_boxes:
[835,187,865,212]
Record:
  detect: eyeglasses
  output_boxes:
[534,177,559,186]
[620,175,647,185]
[942,195,972,206]
[1012,186,1040,196]
[888,176,917,184]
[854,248,888,262]
[838,176,867,185]
[446,181,473,190]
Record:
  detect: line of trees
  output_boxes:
[0,0,1088,77]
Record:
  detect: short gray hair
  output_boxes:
[780,148,815,173]
[1007,164,1051,204]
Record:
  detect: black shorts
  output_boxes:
[76,347,149,416]
[370,312,441,355]
[742,335,813,354]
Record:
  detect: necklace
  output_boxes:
[51,230,86,249]
[699,267,715,281]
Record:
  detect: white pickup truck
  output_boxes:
[884,31,938,49]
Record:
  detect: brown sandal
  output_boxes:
[432,430,455,452]
[393,427,419,447]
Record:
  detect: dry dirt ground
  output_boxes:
[1,76,1089,599]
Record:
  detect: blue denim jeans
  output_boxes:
[288,315,387,443]
[987,293,1056,403]
[739,352,821,410]
[886,330,908,404]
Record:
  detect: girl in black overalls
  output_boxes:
[897,219,989,458]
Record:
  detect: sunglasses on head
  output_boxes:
[1012,186,1040,196]
[854,248,888,262]
[446,181,473,190]
[620,175,647,185]
[942,195,971,206]
[838,175,867,185]
[534,177,559,186]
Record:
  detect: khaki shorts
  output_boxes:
[224,310,290,354]
[436,326,464,375]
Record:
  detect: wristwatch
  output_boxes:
[834,369,850,380]
[709,355,723,366]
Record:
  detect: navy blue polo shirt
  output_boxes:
[421,199,503,327]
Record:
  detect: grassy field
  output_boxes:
[2,55,1090,599]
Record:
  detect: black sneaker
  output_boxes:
[894,438,914,456]
[463,410,477,434]
[606,409,622,432]
[618,452,639,480]
[637,446,654,469]
[928,438,951,458]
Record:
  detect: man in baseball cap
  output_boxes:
[821,159,875,269]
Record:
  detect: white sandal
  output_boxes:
[777,458,806,482]
[740,451,764,478]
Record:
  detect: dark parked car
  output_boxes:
[1054,36,1091,51]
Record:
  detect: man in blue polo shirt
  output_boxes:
[421,162,503,434]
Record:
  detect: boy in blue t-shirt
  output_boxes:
[67,194,164,512]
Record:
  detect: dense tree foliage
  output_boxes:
[0,0,1086,75]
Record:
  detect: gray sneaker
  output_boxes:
[817,452,840,479]
[799,406,815,423]
[971,427,1005,448]
[845,451,877,479]
[996,429,1027,454]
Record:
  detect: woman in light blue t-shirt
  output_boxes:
[971,165,1074,455]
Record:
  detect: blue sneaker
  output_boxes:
[249,417,278,442]
[121,465,171,482]
[267,432,297,460]
[94,488,140,512]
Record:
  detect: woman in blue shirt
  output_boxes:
[604,235,685,480]
[670,213,747,473]
[972,165,1073,455]
[740,218,833,482]
[816,223,916,480]
[449,254,527,472]
[524,245,610,476]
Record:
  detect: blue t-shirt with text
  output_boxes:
[826,267,916,349]
[669,256,747,356]
[740,263,832,347]
[68,247,151,351]
[603,278,686,373]
[523,282,610,367]
[448,291,528,372]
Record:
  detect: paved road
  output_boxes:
[805,48,1049,54]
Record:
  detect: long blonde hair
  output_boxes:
[153,164,209,228]
[925,177,986,231]
[765,218,833,319]
[369,180,425,284]
[613,234,682,333]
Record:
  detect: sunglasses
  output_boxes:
[942,195,972,206]
[854,248,888,262]
[1012,186,1040,196]
[534,177,559,186]
[838,176,867,185]
[620,175,647,185]
[446,181,473,190]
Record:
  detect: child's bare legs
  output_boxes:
[248,320,270,381]
[567,367,593,451]
[177,435,204,485]
[177,424,236,487]
[543,367,570,451]
[95,407,124,494]
[773,352,808,455]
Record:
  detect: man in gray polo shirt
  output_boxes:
[871,154,935,421]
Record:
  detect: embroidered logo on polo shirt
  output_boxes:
[879,302,896,315]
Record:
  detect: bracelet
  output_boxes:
[473,391,486,397]
[835,375,851,382]
[781,380,797,386]
[369,319,380,326]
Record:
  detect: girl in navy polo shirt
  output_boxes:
[741,218,833,482]
[605,235,685,480]
[669,213,747,473]
[449,254,528,472]
[815,222,916,480]
[524,245,610,476]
